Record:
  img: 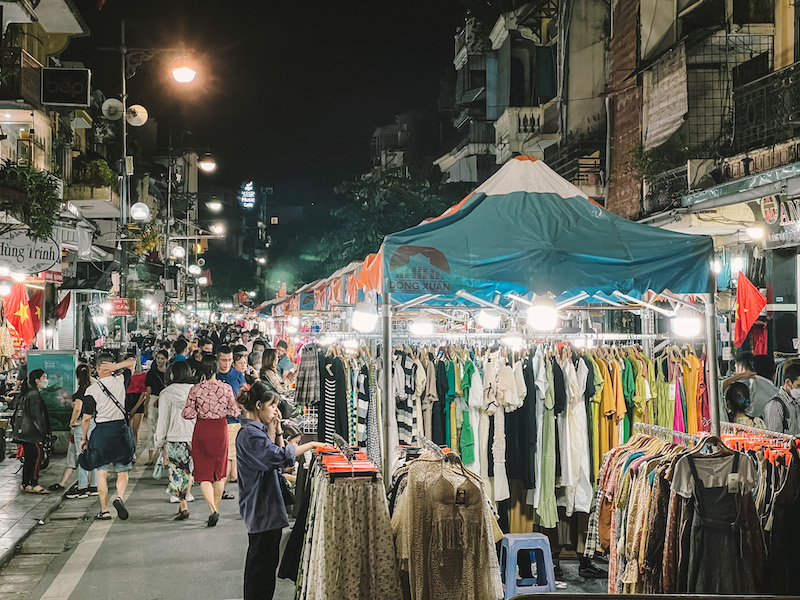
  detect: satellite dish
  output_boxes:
[197,258,206,267]
[101,98,124,121]
[126,105,148,127]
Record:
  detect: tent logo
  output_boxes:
[388,246,451,293]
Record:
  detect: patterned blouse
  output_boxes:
[181,379,240,421]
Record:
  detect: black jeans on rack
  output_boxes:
[244,529,282,600]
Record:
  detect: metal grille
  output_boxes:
[686,32,773,149]
[295,405,318,435]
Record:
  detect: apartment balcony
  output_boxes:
[63,184,121,219]
[494,99,560,164]
[733,60,800,152]
[641,165,688,218]
[0,48,42,109]
[547,141,606,202]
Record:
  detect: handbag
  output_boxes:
[152,454,164,480]
[279,472,295,506]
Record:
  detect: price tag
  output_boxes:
[722,347,732,360]
[727,473,740,494]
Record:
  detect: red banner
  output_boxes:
[109,298,136,316]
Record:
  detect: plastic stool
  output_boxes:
[499,533,556,598]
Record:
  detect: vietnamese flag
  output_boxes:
[6,283,34,344]
[54,292,71,320]
[734,273,767,347]
[29,290,42,333]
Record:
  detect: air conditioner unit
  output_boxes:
[687,159,716,190]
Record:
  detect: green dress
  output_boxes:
[534,360,558,529]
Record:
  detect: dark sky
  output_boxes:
[63,0,464,206]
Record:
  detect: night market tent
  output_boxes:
[352,156,719,468]
[359,156,714,302]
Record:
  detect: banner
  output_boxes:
[27,350,78,432]
[109,298,136,316]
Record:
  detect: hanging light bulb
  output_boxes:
[671,308,702,338]
[351,300,378,333]
[409,315,435,336]
[731,256,744,275]
[526,296,559,331]
[711,259,722,274]
[476,309,502,329]
[502,328,525,351]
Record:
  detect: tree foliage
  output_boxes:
[316,168,472,270]
[0,160,62,240]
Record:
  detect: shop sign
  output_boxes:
[759,194,800,249]
[109,298,136,316]
[0,229,60,274]
[43,270,63,283]
[387,245,451,293]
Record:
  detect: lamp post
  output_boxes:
[109,20,198,345]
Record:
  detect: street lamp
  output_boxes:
[171,246,186,259]
[198,276,208,285]
[256,257,266,265]
[188,264,202,276]
[171,59,197,83]
[130,202,151,222]
[210,223,225,235]
[198,153,217,173]
[206,197,222,211]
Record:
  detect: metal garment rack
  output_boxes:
[632,422,702,446]
[718,419,798,442]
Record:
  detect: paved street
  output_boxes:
[13,463,296,600]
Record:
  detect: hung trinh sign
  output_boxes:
[0,229,60,274]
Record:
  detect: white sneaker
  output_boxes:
[169,495,180,503]
[187,494,195,502]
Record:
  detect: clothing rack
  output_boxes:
[719,419,798,441]
[632,422,702,446]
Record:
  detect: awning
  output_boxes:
[682,161,800,210]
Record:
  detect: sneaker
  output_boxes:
[66,488,89,499]
[169,495,180,504]
[88,487,99,496]
[48,483,65,492]
[187,494,195,502]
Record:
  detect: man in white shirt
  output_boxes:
[79,353,136,521]
[723,353,778,419]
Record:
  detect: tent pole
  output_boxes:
[705,292,720,436]
[381,292,392,487]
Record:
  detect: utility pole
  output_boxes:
[119,20,130,346]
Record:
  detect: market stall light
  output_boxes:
[142,296,153,307]
[409,315,434,337]
[526,297,559,331]
[248,291,256,298]
[101,302,112,313]
[476,309,502,329]
[0,266,9,276]
[731,256,744,275]
[502,328,526,351]
[319,334,338,346]
[172,246,186,259]
[343,338,359,351]
[10,272,25,282]
[288,315,301,327]
[746,227,764,240]
[0,283,10,296]
[287,324,299,334]
[711,259,722,274]
[188,264,202,276]
[351,300,379,333]
[671,309,702,338]
[94,315,108,325]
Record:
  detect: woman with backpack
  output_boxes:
[13,369,51,493]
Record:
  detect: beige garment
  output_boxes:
[392,456,503,600]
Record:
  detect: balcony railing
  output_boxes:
[494,100,559,163]
[733,60,800,152]
[0,48,42,108]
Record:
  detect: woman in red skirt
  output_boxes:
[182,354,240,526]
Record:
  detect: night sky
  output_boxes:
[63,0,464,207]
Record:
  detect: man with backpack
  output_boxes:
[763,362,800,435]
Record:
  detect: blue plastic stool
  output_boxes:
[499,533,556,598]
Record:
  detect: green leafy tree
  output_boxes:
[316,168,472,270]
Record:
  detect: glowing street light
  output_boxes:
[256,257,266,265]
[188,264,202,276]
[130,202,151,222]
[172,246,186,259]
[206,198,223,212]
[197,276,208,285]
[210,223,225,235]
[171,60,197,83]
[198,153,217,173]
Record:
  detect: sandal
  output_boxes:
[94,511,112,521]
[26,486,50,494]
[221,491,235,500]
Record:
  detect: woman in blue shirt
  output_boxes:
[236,382,322,600]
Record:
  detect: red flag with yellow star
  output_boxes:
[6,283,34,344]
[734,273,767,348]
[29,289,42,334]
